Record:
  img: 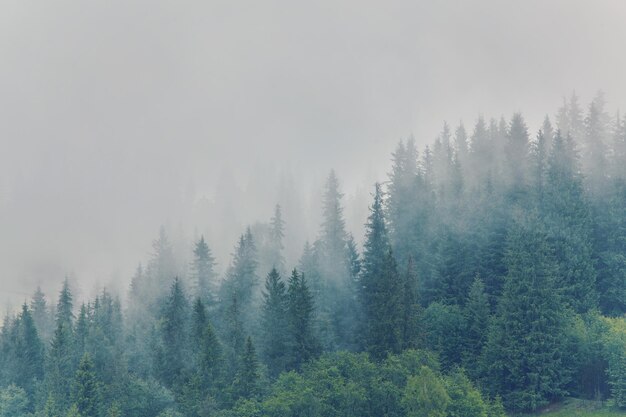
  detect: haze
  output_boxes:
[1,0,626,308]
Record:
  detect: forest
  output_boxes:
[1,92,625,417]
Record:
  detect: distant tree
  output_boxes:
[221,228,259,327]
[156,278,190,388]
[260,268,289,378]
[14,303,44,398]
[269,204,286,273]
[287,269,319,370]
[31,286,53,342]
[190,236,217,304]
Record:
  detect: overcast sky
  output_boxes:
[1,0,626,308]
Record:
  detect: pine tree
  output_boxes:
[46,280,77,411]
[260,268,289,378]
[157,278,190,388]
[505,113,530,192]
[269,204,286,273]
[287,269,319,370]
[72,353,101,417]
[11,304,44,399]
[222,229,259,320]
[463,276,490,377]
[31,287,53,342]
[360,183,403,360]
[190,236,217,304]
[583,91,610,191]
[481,214,569,411]
[231,337,259,401]
[543,132,597,312]
[223,294,245,380]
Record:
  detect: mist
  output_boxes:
[2,0,626,308]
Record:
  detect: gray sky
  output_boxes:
[1,0,626,308]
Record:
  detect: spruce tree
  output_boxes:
[481,214,569,411]
[157,278,190,388]
[12,304,44,400]
[190,236,217,305]
[287,269,319,370]
[72,353,101,417]
[260,268,289,378]
[463,276,490,377]
[232,337,259,401]
[269,204,286,273]
[543,132,597,312]
[360,183,403,360]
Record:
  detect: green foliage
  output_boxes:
[402,367,450,417]
[72,353,101,417]
[444,369,488,417]
[481,214,570,411]
[0,385,29,417]
[260,268,289,377]
[287,269,320,370]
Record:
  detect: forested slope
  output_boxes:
[1,92,625,416]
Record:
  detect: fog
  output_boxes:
[1,0,626,309]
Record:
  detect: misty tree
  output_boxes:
[260,268,289,378]
[31,286,54,342]
[269,204,286,273]
[481,213,569,411]
[542,131,597,312]
[287,269,320,370]
[155,278,190,388]
[221,228,259,326]
[189,235,217,305]
[360,183,403,360]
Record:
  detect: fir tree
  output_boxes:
[481,214,569,411]
[72,353,101,417]
[360,183,403,360]
[156,278,190,388]
[287,269,319,370]
[269,204,286,273]
[260,268,289,378]
[190,236,217,304]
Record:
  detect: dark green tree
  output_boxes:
[287,269,319,370]
[360,183,403,360]
[72,353,101,417]
[156,278,190,388]
[481,214,569,411]
[260,268,289,378]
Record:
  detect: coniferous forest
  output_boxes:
[2,93,626,417]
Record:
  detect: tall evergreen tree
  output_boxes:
[260,268,289,378]
[287,269,319,370]
[190,236,217,304]
[360,183,403,360]
[481,214,569,411]
[72,353,101,417]
[463,276,490,377]
[543,132,597,312]
[231,337,259,401]
[156,278,190,388]
[31,287,53,342]
[269,204,286,273]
